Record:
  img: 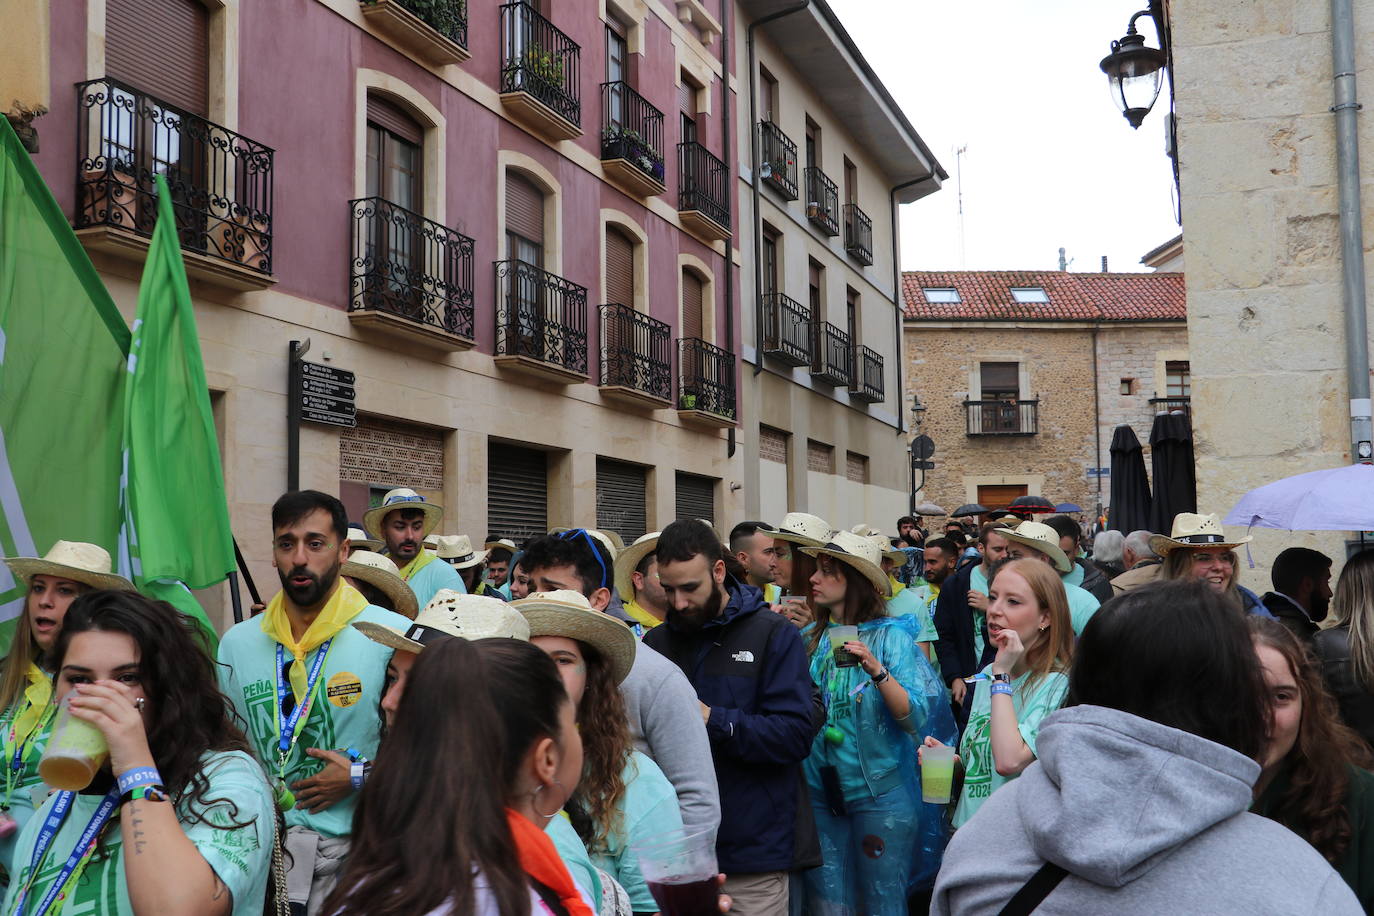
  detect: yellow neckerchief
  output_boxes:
[623,600,662,632]
[8,664,51,751]
[395,549,437,581]
[762,583,781,604]
[888,576,906,598]
[261,583,368,703]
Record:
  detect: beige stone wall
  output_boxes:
[1095,324,1190,478]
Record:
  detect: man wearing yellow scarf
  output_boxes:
[362,487,466,607]
[217,491,411,915]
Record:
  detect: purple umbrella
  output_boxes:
[1224,464,1374,531]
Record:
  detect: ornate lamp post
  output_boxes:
[1100,10,1167,129]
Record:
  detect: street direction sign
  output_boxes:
[300,361,355,386]
[296,359,357,428]
[912,460,936,470]
[301,376,356,400]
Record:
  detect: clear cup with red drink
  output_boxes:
[637,826,718,915]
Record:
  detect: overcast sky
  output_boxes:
[830,0,1181,273]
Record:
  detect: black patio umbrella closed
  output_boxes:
[1108,425,1152,533]
[1149,413,1198,534]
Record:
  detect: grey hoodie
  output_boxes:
[933,705,1361,915]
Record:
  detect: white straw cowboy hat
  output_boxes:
[864,534,909,567]
[801,531,893,598]
[614,531,661,601]
[586,529,622,561]
[995,521,1072,573]
[4,541,135,592]
[484,538,518,554]
[362,488,444,540]
[1149,513,1253,557]
[346,526,383,553]
[354,589,529,653]
[770,512,835,549]
[514,590,638,684]
[433,534,488,570]
[341,551,419,620]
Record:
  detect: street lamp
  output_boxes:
[911,393,927,430]
[1100,10,1166,129]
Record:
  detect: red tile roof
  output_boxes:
[902,270,1185,322]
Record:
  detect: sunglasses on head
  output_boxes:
[556,528,609,591]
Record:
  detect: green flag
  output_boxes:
[118,174,233,644]
[0,116,129,649]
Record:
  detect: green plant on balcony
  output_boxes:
[364,0,466,36]
[679,392,698,410]
[601,124,664,180]
[522,44,565,90]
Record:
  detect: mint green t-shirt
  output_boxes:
[1063,582,1100,635]
[547,812,602,911]
[952,665,1069,829]
[592,751,683,913]
[403,553,466,607]
[0,696,54,885]
[1,750,274,916]
[217,602,411,838]
[969,565,990,663]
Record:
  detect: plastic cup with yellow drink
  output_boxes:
[39,695,109,791]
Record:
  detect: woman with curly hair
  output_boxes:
[1250,617,1374,910]
[516,591,683,915]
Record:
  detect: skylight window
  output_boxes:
[923,287,961,303]
[1010,287,1049,303]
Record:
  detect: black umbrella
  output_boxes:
[1006,495,1056,518]
[950,503,990,518]
[1149,413,1197,534]
[1108,425,1152,533]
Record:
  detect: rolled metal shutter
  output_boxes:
[675,472,715,523]
[679,78,695,114]
[506,173,545,246]
[366,93,423,145]
[106,0,209,115]
[596,458,647,542]
[605,227,634,307]
[681,270,704,341]
[488,443,548,541]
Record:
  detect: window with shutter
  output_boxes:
[596,458,647,542]
[681,270,704,341]
[675,472,715,524]
[605,227,635,307]
[107,0,209,115]
[488,443,548,541]
[506,172,545,250]
[980,362,1020,399]
[808,259,824,321]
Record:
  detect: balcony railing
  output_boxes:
[758,121,798,200]
[678,141,730,230]
[600,82,665,184]
[75,77,274,274]
[678,337,736,420]
[843,203,873,265]
[500,1,581,127]
[495,260,587,375]
[1150,395,1191,418]
[809,321,853,387]
[600,303,671,402]
[350,197,475,339]
[804,166,839,236]
[761,291,812,367]
[850,345,884,403]
[965,399,1040,436]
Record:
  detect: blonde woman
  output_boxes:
[1154,513,1269,616]
[1314,550,1374,750]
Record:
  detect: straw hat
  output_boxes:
[801,531,893,598]
[341,551,419,620]
[995,521,1072,573]
[586,529,621,561]
[514,590,637,684]
[433,534,488,570]
[864,534,908,567]
[484,538,517,554]
[354,589,529,653]
[4,541,134,592]
[1149,513,1253,557]
[362,488,444,540]
[614,531,660,600]
[423,538,439,551]
[770,512,835,549]
[346,526,382,553]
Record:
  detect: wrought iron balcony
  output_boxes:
[349,197,475,344]
[600,82,665,194]
[600,303,671,405]
[677,141,730,239]
[360,0,468,64]
[804,166,839,236]
[74,77,274,278]
[761,291,812,367]
[494,259,588,381]
[850,345,884,403]
[500,2,581,136]
[809,321,853,387]
[965,399,1040,436]
[1149,395,1191,418]
[843,203,873,265]
[758,121,798,200]
[678,337,736,422]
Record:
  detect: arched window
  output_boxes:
[366,93,424,212]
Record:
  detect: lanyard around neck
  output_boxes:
[274,639,333,774]
[1,700,56,809]
[15,786,121,916]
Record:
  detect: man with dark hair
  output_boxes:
[361,487,464,606]
[1043,514,1114,602]
[934,522,1012,728]
[897,515,925,547]
[483,537,515,590]
[219,490,412,914]
[647,519,819,915]
[1263,547,1334,642]
[923,537,959,591]
[729,520,781,603]
[520,529,720,837]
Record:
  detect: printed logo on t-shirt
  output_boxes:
[960,707,993,800]
[326,672,364,708]
[241,679,338,782]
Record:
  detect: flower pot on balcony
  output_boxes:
[806,202,822,219]
[679,393,697,410]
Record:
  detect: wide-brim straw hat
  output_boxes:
[1149,512,1253,556]
[801,531,893,598]
[864,534,909,567]
[484,538,518,554]
[354,589,529,653]
[614,531,660,600]
[341,550,419,620]
[362,488,444,540]
[514,590,637,684]
[995,521,1072,573]
[433,534,488,570]
[346,526,382,553]
[770,512,835,549]
[4,541,135,592]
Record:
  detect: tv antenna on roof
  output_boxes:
[954,144,968,268]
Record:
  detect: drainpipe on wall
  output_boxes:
[1091,323,1104,519]
[890,175,938,441]
[722,0,737,458]
[1331,0,1374,462]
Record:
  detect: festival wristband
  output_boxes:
[350,761,366,792]
[870,668,890,686]
[116,766,162,796]
[120,785,167,805]
[990,683,1015,697]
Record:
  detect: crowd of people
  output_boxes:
[1,486,1373,914]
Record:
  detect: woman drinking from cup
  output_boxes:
[796,531,954,914]
[0,543,133,881]
[772,513,834,630]
[3,589,276,916]
[923,558,1073,829]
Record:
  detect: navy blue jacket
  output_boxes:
[644,578,819,875]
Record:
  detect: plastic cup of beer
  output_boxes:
[39,695,109,791]
[830,625,860,667]
[921,744,956,804]
[638,826,718,916]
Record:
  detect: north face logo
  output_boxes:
[731,650,755,663]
